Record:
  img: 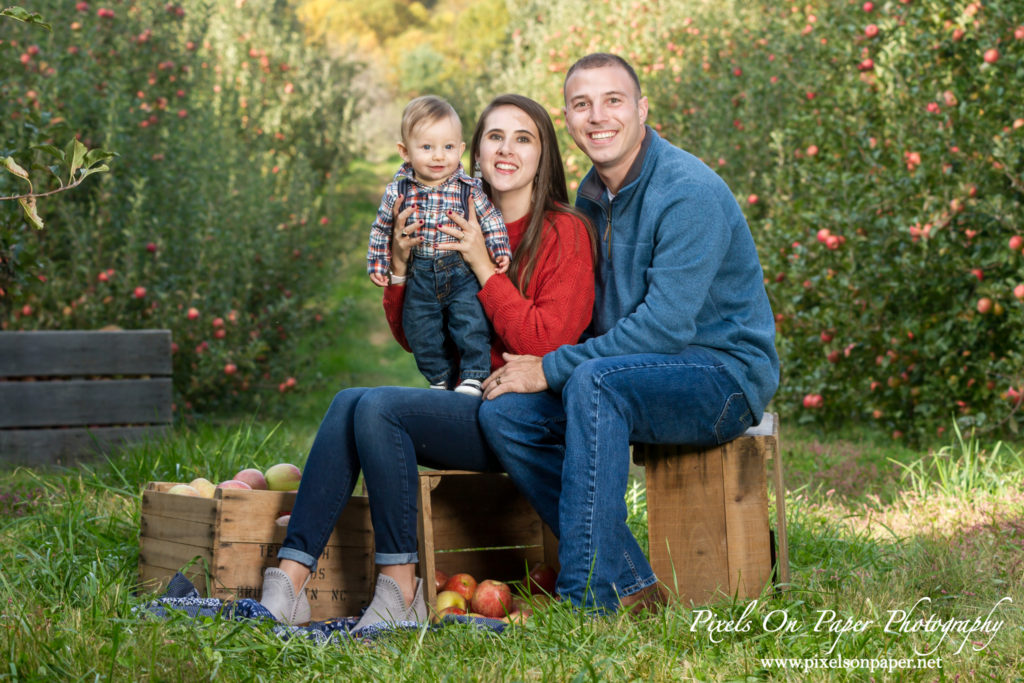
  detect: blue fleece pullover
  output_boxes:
[541,127,780,420]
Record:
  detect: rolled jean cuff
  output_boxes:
[375,550,418,565]
[618,573,659,600]
[277,546,318,572]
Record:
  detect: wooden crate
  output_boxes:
[417,471,558,608]
[632,413,788,604]
[138,482,375,621]
[0,330,173,465]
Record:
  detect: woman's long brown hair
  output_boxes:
[470,94,596,295]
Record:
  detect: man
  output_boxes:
[479,53,779,612]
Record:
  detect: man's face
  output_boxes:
[563,64,648,188]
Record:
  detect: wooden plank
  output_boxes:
[0,425,168,464]
[0,378,172,428]
[138,535,214,572]
[721,437,772,598]
[419,473,439,608]
[643,444,730,603]
[140,515,216,547]
[771,417,790,586]
[142,488,220,526]
[0,330,172,377]
[216,490,372,545]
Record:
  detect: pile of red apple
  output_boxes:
[165,463,302,498]
[432,562,557,624]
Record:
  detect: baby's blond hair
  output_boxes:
[401,95,462,144]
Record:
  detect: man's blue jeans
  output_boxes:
[478,347,755,611]
[279,386,500,569]
[404,252,491,387]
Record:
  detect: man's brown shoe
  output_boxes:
[619,583,668,616]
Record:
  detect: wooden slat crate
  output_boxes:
[417,471,558,608]
[632,413,788,604]
[138,482,376,621]
[0,329,173,465]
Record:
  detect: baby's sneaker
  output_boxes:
[429,382,447,390]
[453,379,483,397]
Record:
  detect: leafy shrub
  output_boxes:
[1,0,371,412]
[492,0,1024,441]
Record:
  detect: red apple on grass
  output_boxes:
[471,579,513,619]
[443,573,477,602]
[234,468,268,490]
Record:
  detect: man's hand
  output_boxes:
[482,353,548,400]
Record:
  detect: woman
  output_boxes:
[258,94,596,630]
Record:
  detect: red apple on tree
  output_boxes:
[443,573,477,602]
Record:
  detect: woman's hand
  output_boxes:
[389,197,422,281]
[438,202,499,286]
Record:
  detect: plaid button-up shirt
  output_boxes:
[367,163,511,276]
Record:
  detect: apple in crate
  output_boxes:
[442,573,477,601]
[265,463,302,491]
[233,468,268,490]
[217,479,252,491]
[167,484,201,497]
[434,569,449,592]
[471,579,513,619]
[187,477,217,498]
[434,590,467,614]
[526,562,558,595]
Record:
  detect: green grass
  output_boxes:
[3,419,1023,681]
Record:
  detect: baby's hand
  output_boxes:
[494,255,510,274]
[369,272,390,287]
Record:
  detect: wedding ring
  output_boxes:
[400,231,409,238]
[496,376,502,386]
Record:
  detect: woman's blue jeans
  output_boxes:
[478,347,755,612]
[278,386,500,569]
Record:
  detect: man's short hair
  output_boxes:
[401,95,462,143]
[564,53,643,99]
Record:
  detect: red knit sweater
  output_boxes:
[383,210,594,371]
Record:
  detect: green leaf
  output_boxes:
[33,144,65,162]
[1,156,30,181]
[65,138,87,184]
[83,148,117,168]
[17,195,44,229]
[78,164,110,180]
[0,6,52,30]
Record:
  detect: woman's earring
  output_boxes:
[473,161,482,179]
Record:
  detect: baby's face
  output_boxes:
[400,115,466,187]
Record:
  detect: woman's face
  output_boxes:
[476,105,542,198]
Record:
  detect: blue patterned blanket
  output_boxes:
[135,572,507,644]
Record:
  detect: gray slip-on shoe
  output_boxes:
[352,574,427,632]
[259,567,312,625]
